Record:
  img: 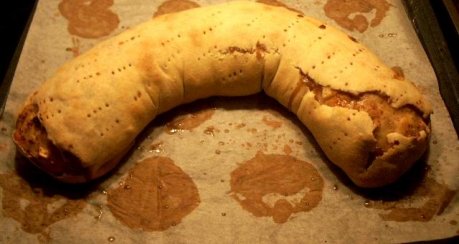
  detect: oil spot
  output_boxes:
[365,177,456,222]
[324,0,391,33]
[149,142,164,153]
[262,116,283,129]
[391,66,405,80]
[230,152,323,223]
[165,109,215,134]
[58,0,119,38]
[107,156,200,231]
[450,220,458,225]
[0,172,86,234]
[153,0,200,18]
[257,0,304,14]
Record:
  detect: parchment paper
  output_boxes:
[1,0,458,243]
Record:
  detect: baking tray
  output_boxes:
[403,0,459,136]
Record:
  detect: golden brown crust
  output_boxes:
[13,1,432,187]
[13,102,129,183]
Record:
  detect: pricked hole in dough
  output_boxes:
[98,107,102,111]
[203,31,207,35]
[318,36,322,40]
[123,66,126,70]
[96,72,100,76]
[128,63,132,67]
[76,80,80,83]
[209,27,213,31]
[117,68,122,72]
[177,34,181,38]
[239,69,243,74]
[57,109,61,114]
[233,71,237,76]
[49,97,54,102]
[312,65,316,69]
[350,62,353,66]
[115,119,120,124]
[105,103,110,108]
[137,91,142,97]
[111,71,115,75]
[100,132,104,137]
[345,82,348,86]
[319,24,326,29]
[87,114,91,118]
[297,14,304,18]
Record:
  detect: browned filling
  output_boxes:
[13,103,86,178]
[298,73,429,160]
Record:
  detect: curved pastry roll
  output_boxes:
[13,1,431,187]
